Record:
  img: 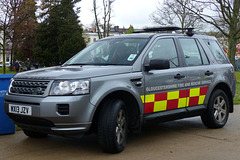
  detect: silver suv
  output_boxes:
[4,27,236,153]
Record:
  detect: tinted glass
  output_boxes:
[204,39,228,63]
[148,38,179,68]
[64,38,149,65]
[179,38,202,66]
[196,40,209,65]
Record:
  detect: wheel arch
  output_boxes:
[210,82,233,113]
[90,90,142,133]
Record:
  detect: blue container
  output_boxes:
[0,74,15,135]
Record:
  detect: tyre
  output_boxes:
[23,129,48,138]
[98,99,128,153]
[201,89,229,128]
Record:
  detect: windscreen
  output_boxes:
[64,38,149,65]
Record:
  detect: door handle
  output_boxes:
[205,71,213,76]
[174,74,185,79]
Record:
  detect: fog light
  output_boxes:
[57,104,69,115]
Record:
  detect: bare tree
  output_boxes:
[0,0,35,74]
[150,0,204,30]
[93,0,115,39]
[0,0,21,74]
[93,0,102,39]
[176,0,240,66]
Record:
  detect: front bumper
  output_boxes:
[4,94,95,135]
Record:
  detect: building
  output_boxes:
[83,25,135,45]
[0,31,12,65]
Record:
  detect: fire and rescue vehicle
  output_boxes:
[4,27,236,153]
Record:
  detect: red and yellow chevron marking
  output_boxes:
[141,86,209,114]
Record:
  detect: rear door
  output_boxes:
[177,37,213,107]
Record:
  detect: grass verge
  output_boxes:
[234,71,240,104]
[0,67,16,74]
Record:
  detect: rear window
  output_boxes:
[179,38,209,66]
[203,39,228,63]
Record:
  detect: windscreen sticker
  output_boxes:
[127,54,137,61]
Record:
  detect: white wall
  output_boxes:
[0,31,11,63]
[83,32,123,46]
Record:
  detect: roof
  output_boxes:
[98,33,156,40]
[98,32,217,41]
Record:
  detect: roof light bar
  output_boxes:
[134,27,194,36]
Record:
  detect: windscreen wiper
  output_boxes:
[62,63,86,66]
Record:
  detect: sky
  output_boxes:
[78,0,161,29]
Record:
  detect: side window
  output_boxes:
[179,38,202,66]
[148,38,179,68]
[196,40,209,65]
[204,39,228,63]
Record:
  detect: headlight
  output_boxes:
[8,79,14,93]
[50,79,90,95]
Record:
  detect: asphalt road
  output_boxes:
[1,105,240,160]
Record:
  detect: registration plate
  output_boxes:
[9,104,32,116]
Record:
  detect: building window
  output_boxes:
[6,55,9,62]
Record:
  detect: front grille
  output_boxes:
[10,80,50,95]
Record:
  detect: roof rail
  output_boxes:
[134,27,194,36]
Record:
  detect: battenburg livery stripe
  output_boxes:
[141,86,209,114]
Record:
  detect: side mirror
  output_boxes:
[144,59,170,71]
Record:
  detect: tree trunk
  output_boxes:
[2,31,6,74]
[228,36,237,66]
[106,0,111,37]
[93,0,102,39]
[102,0,106,38]
[10,30,17,72]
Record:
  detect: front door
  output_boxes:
[142,37,189,114]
